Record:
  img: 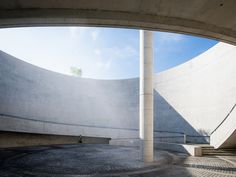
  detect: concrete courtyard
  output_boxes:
[0,144,236,177]
[0,1,236,176]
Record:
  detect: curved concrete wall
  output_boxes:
[155,42,236,135]
[154,42,236,148]
[0,52,139,139]
[0,42,236,147]
[211,103,236,148]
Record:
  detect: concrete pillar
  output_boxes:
[139,30,154,162]
[183,134,187,144]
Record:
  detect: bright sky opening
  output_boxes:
[0,27,218,79]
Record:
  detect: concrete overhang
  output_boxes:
[0,0,236,44]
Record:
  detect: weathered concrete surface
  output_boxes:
[0,42,236,149]
[0,131,110,148]
[0,1,236,44]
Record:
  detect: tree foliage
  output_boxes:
[70,66,82,77]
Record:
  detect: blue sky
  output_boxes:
[0,27,218,79]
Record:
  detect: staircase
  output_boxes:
[201,145,236,156]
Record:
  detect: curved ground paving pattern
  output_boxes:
[0,144,235,177]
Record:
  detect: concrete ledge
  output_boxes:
[0,131,111,148]
[155,142,202,157]
[110,139,140,147]
[110,140,203,156]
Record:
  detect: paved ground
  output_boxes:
[0,144,235,177]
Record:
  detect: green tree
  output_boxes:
[70,66,82,77]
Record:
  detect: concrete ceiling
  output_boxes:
[0,0,236,44]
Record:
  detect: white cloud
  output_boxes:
[104,60,112,70]
[101,45,138,60]
[91,30,99,42]
[92,45,138,72]
[69,27,80,39]
[91,45,138,74]
[69,27,100,44]
[68,27,91,40]
[69,27,76,36]
[124,46,138,57]
[158,32,184,43]
[97,59,112,70]
[94,49,101,56]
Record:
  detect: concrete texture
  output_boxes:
[155,142,203,157]
[139,30,154,162]
[0,131,110,148]
[154,42,236,149]
[0,50,140,140]
[0,144,235,177]
[0,1,236,45]
[211,105,236,148]
[0,42,236,149]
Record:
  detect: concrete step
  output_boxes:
[203,149,236,153]
[203,152,236,156]
[201,146,236,156]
